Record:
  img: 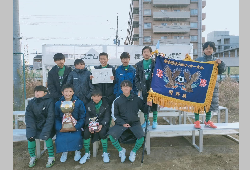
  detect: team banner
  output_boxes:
[147,55,218,113]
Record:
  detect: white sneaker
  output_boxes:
[129,151,136,162]
[29,156,37,168]
[79,152,90,164]
[118,148,126,163]
[46,157,55,168]
[102,152,110,163]
[74,150,81,161]
[60,152,68,162]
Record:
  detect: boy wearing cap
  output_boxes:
[25,85,56,168]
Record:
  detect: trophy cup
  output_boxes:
[88,117,99,133]
[60,101,77,132]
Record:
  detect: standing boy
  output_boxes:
[135,46,158,129]
[194,41,226,129]
[91,52,116,106]
[47,53,72,103]
[66,59,94,105]
[114,52,137,98]
[108,80,152,163]
[25,86,55,168]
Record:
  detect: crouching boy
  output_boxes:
[25,86,56,168]
[107,80,152,163]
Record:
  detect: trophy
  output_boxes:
[60,101,77,132]
[88,117,100,133]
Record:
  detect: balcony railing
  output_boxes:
[153,25,190,33]
[202,25,206,32]
[133,27,139,35]
[133,14,139,22]
[202,0,206,8]
[153,11,190,20]
[202,13,206,20]
[133,1,139,8]
[153,39,190,45]
[153,0,190,7]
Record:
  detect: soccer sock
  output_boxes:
[132,137,144,153]
[206,111,212,122]
[194,113,199,121]
[28,140,36,157]
[144,113,149,122]
[109,135,122,152]
[45,138,55,157]
[83,138,91,153]
[153,111,158,122]
[101,138,108,153]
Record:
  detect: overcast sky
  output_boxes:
[18,0,239,64]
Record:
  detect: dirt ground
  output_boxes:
[13,110,239,170]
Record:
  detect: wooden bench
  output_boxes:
[13,129,47,159]
[144,122,239,154]
[139,107,182,125]
[13,111,26,129]
[182,106,229,124]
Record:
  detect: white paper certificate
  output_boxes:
[91,68,113,84]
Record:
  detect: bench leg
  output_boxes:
[36,139,41,159]
[93,141,100,157]
[218,110,221,123]
[199,130,203,152]
[225,108,228,123]
[178,111,182,124]
[191,130,203,152]
[183,112,187,124]
[15,115,18,129]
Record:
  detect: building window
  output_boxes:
[144,23,151,29]
[190,35,198,42]
[161,23,167,26]
[133,8,139,14]
[193,49,198,55]
[190,9,198,16]
[144,9,151,16]
[191,0,198,2]
[190,22,198,29]
[161,36,167,39]
[174,36,184,39]
[144,36,151,43]
[144,0,151,2]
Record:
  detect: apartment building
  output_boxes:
[125,0,206,59]
[207,31,239,58]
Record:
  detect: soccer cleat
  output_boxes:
[79,152,90,164]
[74,150,81,161]
[118,148,126,163]
[46,157,55,168]
[129,151,136,163]
[204,120,217,128]
[102,152,110,163]
[194,120,201,129]
[28,157,37,168]
[152,122,158,129]
[60,152,68,163]
[141,120,150,128]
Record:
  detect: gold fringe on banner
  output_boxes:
[147,55,218,114]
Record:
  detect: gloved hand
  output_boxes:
[28,137,35,142]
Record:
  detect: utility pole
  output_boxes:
[116,13,118,58]
[13,0,23,110]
